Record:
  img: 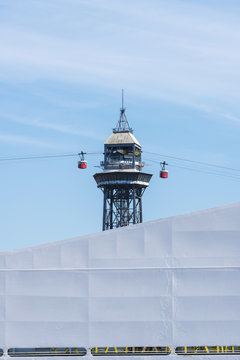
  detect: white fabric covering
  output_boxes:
[1,202,240,359]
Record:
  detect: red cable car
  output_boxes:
[78,152,87,169]
[78,160,87,169]
[160,161,168,178]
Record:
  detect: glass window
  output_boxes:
[8,348,87,357]
[105,146,134,166]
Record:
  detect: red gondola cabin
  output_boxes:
[160,169,168,178]
[160,161,168,179]
[78,160,87,169]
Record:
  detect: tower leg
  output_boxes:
[102,190,107,231]
[110,190,113,229]
[139,197,143,223]
[133,187,136,224]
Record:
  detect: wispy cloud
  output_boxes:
[0,134,56,148]
[1,114,105,141]
[0,0,240,120]
[219,113,240,125]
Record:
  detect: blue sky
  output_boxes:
[0,0,240,250]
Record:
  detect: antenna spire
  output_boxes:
[113,89,133,133]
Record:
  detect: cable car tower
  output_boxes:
[93,91,152,231]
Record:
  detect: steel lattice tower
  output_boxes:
[94,92,152,231]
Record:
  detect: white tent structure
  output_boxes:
[1,202,240,359]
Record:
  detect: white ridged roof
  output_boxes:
[104,131,141,147]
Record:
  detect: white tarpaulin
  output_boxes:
[0,202,240,358]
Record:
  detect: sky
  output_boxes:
[0,0,240,250]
